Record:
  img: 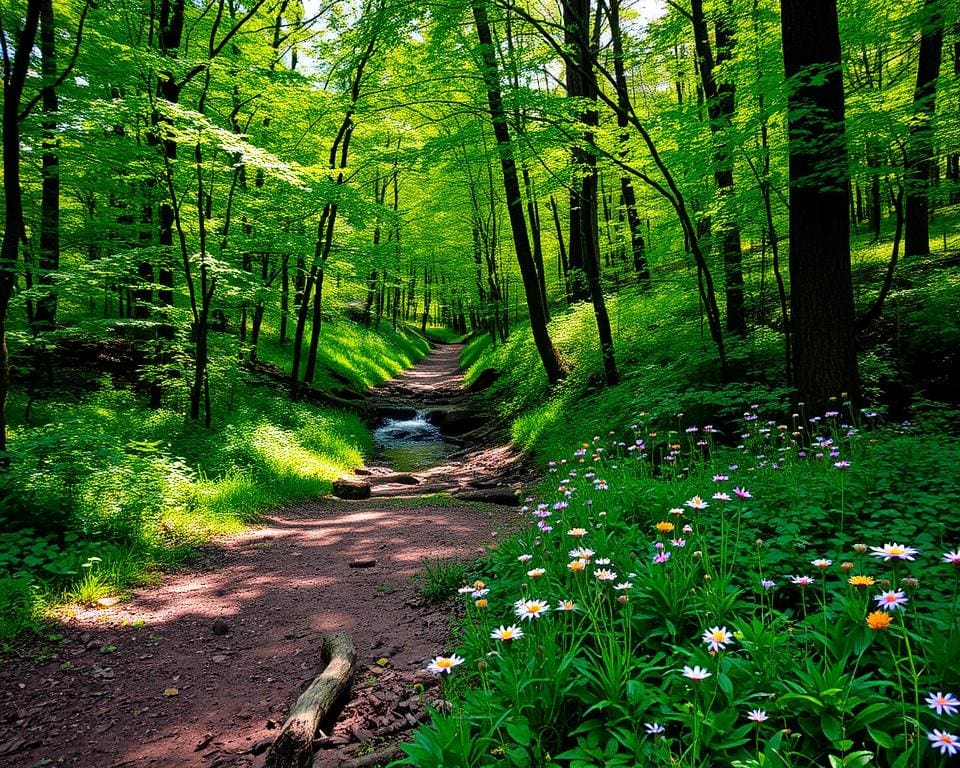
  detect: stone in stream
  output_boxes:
[426,407,489,436]
[332,478,371,500]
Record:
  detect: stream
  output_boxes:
[372,410,454,472]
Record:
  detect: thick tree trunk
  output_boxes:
[904,0,943,257]
[473,1,564,385]
[781,0,860,411]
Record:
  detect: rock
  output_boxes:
[467,368,500,392]
[374,405,419,421]
[427,407,488,436]
[376,473,418,486]
[453,488,521,506]
[212,618,230,637]
[332,478,371,500]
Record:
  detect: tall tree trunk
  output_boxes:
[607,0,649,287]
[904,0,944,256]
[34,0,59,329]
[472,1,564,385]
[781,0,860,411]
[691,0,745,334]
[0,1,43,454]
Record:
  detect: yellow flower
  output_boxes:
[848,575,875,588]
[475,598,488,609]
[567,559,587,573]
[655,521,675,533]
[866,611,892,630]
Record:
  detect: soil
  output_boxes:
[0,344,531,768]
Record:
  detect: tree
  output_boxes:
[0,0,43,453]
[903,0,944,256]
[781,0,860,411]
[472,0,565,386]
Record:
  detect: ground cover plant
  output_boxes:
[0,321,429,645]
[400,402,960,768]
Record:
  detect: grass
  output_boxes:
[0,311,431,646]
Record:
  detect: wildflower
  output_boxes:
[514,599,550,621]
[746,709,769,723]
[567,559,587,573]
[668,507,685,517]
[811,559,832,569]
[491,625,524,642]
[556,599,576,611]
[760,579,776,590]
[901,576,919,591]
[682,524,693,534]
[644,722,665,735]
[853,543,868,554]
[568,547,595,560]
[943,550,960,569]
[848,575,875,588]
[472,581,485,589]
[457,586,475,595]
[567,528,588,538]
[685,496,709,510]
[517,554,533,563]
[928,730,960,756]
[869,543,919,561]
[834,460,851,469]
[671,538,686,548]
[682,665,712,681]
[790,575,815,587]
[874,590,909,611]
[840,561,855,571]
[594,568,617,581]
[471,588,490,598]
[733,487,752,499]
[927,692,960,716]
[595,558,612,565]
[653,552,671,565]
[712,474,729,482]
[614,582,633,591]
[617,594,629,604]
[427,655,465,675]
[474,598,488,608]
[655,521,675,533]
[526,568,545,579]
[702,626,734,652]
[866,611,892,630]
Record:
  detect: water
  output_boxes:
[372,410,452,472]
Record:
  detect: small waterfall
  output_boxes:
[373,410,451,471]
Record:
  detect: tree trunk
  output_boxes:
[691,0,745,335]
[781,0,860,411]
[904,0,943,257]
[472,1,564,385]
[0,1,43,454]
[34,0,60,329]
[607,0,650,287]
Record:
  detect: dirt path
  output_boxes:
[0,345,525,768]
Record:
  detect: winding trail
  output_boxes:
[0,345,526,768]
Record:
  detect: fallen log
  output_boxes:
[267,632,358,768]
[334,745,404,768]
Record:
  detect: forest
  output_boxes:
[1,0,960,766]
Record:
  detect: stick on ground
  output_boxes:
[266,631,357,768]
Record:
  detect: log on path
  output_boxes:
[267,631,358,768]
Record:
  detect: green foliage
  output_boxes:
[400,403,960,768]
[416,558,470,604]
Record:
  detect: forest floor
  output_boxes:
[0,344,531,768]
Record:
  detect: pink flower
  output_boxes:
[874,589,908,611]
[733,487,751,499]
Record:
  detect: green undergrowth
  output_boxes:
[0,320,428,646]
[462,246,959,464]
[399,402,960,768]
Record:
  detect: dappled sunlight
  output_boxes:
[0,496,505,767]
